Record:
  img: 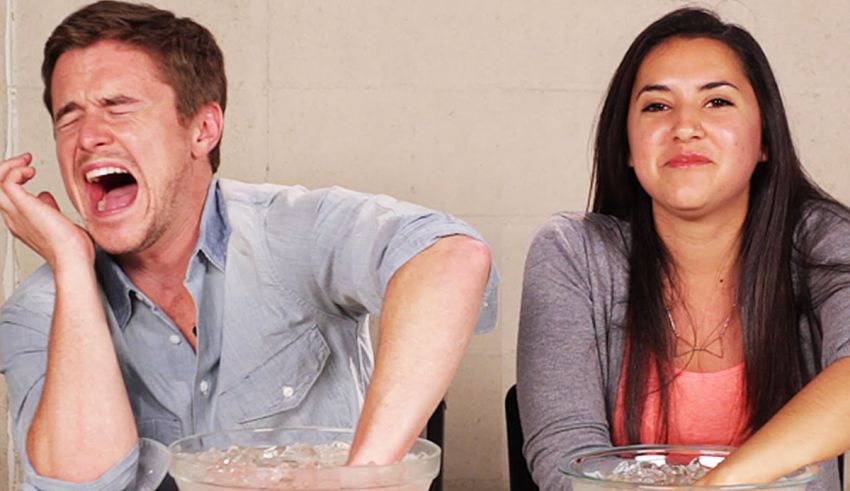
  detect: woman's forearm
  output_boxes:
[699,357,850,485]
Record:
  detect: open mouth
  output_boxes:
[85,166,139,214]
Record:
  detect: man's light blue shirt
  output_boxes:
[0,178,499,490]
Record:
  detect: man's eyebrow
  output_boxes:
[53,95,141,123]
[101,95,139,107]
[54,102,82,122]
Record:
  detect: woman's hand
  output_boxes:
[695,456,753,486]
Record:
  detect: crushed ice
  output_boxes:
[176,442,428,488]
[588,457,709,485]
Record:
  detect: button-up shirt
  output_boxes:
[0,178,499,490]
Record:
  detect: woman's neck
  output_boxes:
[654,203,746,284]
[654,204,748,370]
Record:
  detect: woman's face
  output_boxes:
[626,37,765,222]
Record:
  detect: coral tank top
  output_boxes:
[612,363,751,446]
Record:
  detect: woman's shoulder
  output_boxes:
[526,211,631,273]
[799,199,850,227]
[532,211,630,252]
[796,199,850,261]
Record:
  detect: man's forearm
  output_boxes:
[347,235,491,465]
[27,261,138,483]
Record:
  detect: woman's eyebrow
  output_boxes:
[635,80,740,100]
[636,83,670,97]
[700,80,739,91]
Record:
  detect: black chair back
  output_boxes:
[156,474,178,491]
[505,384,539,491]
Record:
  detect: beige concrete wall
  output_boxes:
[3,1,850,489]
[0,0,7,487]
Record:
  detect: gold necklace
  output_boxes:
[666,305,735,359]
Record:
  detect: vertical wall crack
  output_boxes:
[4,0,18,487]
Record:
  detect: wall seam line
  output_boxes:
[4,0,17,487]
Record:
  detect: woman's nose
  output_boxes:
[672,108,704,141]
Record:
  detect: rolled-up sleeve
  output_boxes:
[268,186,498,333]
[0,276,169,490]
[21,439,167,491]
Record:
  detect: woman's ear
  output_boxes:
[190,102,224,161]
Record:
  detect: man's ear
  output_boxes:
[190,102,223,160]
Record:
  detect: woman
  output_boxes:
[517,7,850,490]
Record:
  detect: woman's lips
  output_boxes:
[666,153,711,168]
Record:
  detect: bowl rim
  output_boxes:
[559,444,820,490]
[167,425,442,488]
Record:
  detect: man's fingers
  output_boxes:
[37,192,60,211]
[6,165,37,185]
[0,165,42,213]
[0,166,37,208]
[0,153,33,181]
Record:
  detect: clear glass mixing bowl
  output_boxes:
[168,426,440,490]
[561,445,819,490]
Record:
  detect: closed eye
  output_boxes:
[55,115,81,130]
[102,95,140,116]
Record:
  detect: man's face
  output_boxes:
[50,40,212,256]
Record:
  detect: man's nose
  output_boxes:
[77,114,114,151]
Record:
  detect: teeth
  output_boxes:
[85,166,129,183]
[97,199,106,212]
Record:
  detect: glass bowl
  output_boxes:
[168,426,441,490]
[561,445,819,490]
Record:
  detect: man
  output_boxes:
[0,1,497,489]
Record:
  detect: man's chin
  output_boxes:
[94,242,140,257]
[88,231,144,257]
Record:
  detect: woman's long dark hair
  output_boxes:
[590,8,843,443]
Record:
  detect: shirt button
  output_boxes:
[282,386,294,398]
[199,380,210,395]
[169,334,181,345]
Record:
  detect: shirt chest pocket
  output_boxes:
[216,324,330,426]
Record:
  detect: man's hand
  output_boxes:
[347,235,491,465]
[0,153,94,268]
[0,153,137,482]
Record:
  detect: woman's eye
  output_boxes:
[707,98,733,108]
[642,102,669,112]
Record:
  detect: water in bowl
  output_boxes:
[169,427,440,491]
[176,441,430,489]
[563,445,818,491]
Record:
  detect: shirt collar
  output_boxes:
[95,178,230,329]
[198,178,230,271]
